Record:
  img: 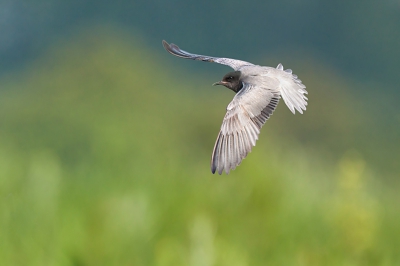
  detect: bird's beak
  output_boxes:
[212,81,227,86]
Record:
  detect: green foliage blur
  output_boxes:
[0,28,399,265]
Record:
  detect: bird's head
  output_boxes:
[213,71,243,93]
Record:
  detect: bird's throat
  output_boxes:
[232,81,244,93]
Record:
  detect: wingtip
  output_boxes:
[162,40,170,50]
[211,161,223,175]
[162,40,185,58]
[211,166,224,175]
[211,165,216,174]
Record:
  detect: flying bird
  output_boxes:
[162,40,308,175]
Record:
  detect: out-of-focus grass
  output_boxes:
[0,29,399,265]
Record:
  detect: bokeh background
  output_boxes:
[1,1,400,265]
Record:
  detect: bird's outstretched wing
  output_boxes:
[162,40,253,71]
[211,82,280,174]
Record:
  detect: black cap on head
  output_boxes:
[213,71,243,93]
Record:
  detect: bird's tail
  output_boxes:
[276,63,308,114]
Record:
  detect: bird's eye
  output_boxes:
[226,76,233,81]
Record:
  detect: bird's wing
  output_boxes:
[162,40,254,71]
[275,63,308,114]
[211,82,280,174]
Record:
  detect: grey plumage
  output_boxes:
[162,40,308,174]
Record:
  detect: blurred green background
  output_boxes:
[1,1,399,265]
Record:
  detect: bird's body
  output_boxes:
[162,40,308,174]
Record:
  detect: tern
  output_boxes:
[162,40,308,174]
